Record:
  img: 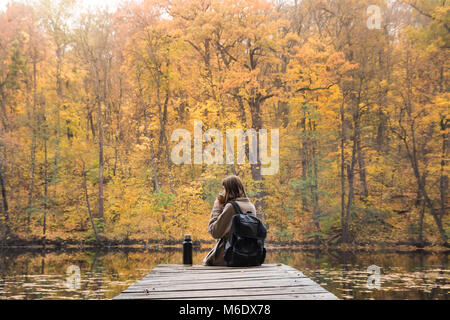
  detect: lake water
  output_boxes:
[0,247,448,300]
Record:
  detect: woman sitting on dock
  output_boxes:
[202,175,258,266]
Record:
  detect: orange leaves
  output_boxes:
[1,0,448,246]
[326,52,358,76]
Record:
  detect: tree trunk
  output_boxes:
[113,135,118,176]
[356,132,369,201]
[421,183,447,243]
[0,93,7,131]
[96,78,104,223]
[43,130,48,237]
[249,96,266,223]
[0,163,8,220]
[140,70,161,194]
[53,48,63,198]
[311,120,320,243]
[164,133,175,193]
[439,116,448,223]
[27,51,38,229]
[159,90,174,193]
[0,156,9,239]
[300,117,308,212]
[149,139,160,193]
[344,101,362,243]
[418,196,425,245]
[88,108,95,139]
[340,100,347,243]
[403,133,447,244]
[82,162,99,242]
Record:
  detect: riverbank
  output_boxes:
[1,237,448,252]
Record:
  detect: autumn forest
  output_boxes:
[0,0,448,247]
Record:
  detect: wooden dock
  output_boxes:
[113,264,338,300]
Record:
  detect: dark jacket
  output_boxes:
[202,197,257,266]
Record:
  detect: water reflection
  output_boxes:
[0,247,448,300]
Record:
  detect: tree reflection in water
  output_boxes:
[0,247,447,300]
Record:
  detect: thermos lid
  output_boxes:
[184,234,192,240]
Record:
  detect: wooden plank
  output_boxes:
[123,275,307,287]
[143,272,304,280]
[147,266,305,277]
[124,275,308,285]
[115,287,337,300]
[114,292,337,300]
[143,270,303,280]
[155,263,280,268]
[123,278,322,293]
[151,263,294,271]
[113,264,339,300]
[181,293,338,300]
[148,269,301,275]
[116,287,333,299]
[137,272,305,282]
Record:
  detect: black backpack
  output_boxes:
[223,201,267,267]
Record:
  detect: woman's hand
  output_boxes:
[217,193,225,204]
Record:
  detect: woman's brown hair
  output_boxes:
[218,175,248,204]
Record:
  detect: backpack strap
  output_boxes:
[230,201,245,215]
